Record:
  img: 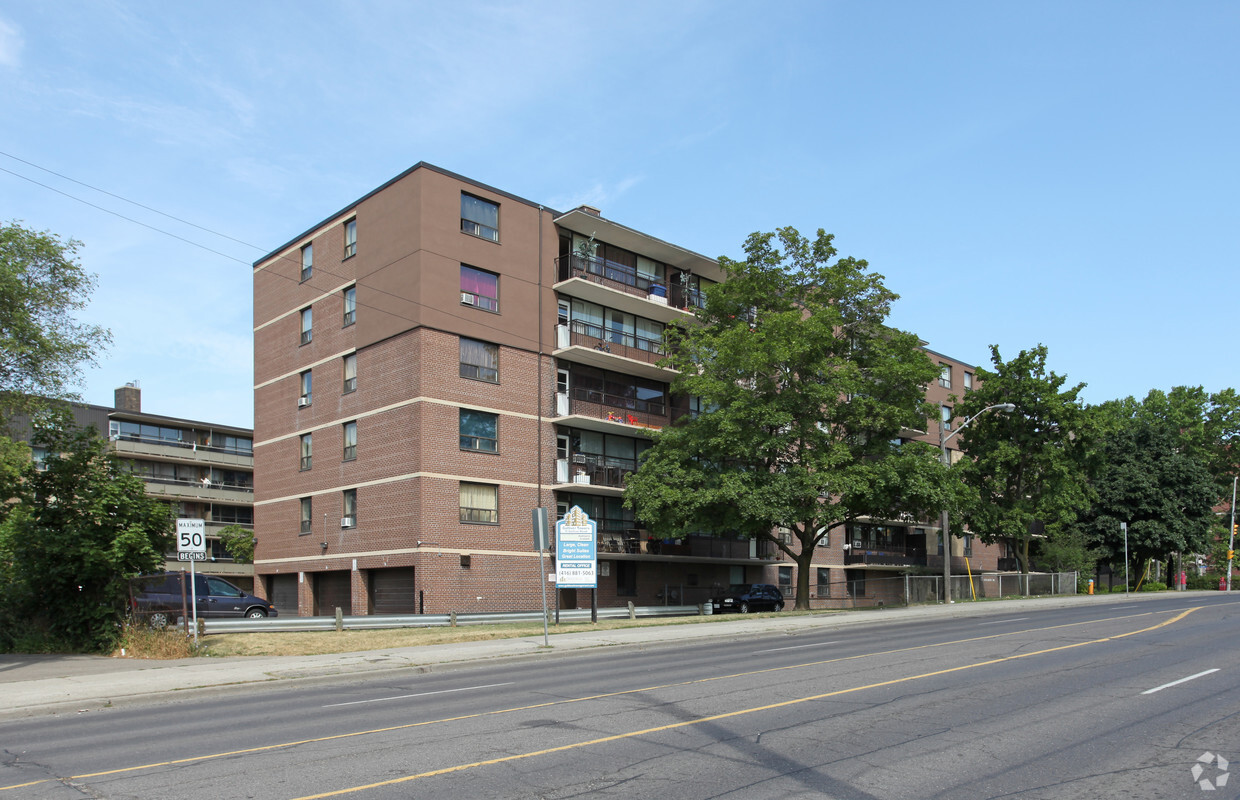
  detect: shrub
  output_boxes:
[1140,581,1167,592]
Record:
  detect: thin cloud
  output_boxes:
[0,17,22,68]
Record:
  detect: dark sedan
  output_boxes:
[711,583,785,614]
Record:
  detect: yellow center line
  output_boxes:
[0,607,1196,794]
[293,607,1200,799]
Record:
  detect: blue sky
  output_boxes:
[1,2,1235,429]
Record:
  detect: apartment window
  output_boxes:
[342,353,357,394]
[342,489,357,528]
[963,371,973,390]
[460,482,498,524]
[340,285,356,328]
[939,363,951,389]
[300,497,312,534]
[300,307,313,345]
[342,421,357,461]
[460,554,472,569]
[300,433,312,471]
[963,534,973,557]
[817,568,831,598]
[460,409,498,453]
[343,218,357,259]
[460,193,499,242]
[299,370,312,407]
[300,243,313,281]
[459,337,498,382]
[460,265,499,312]
[778,566,793,592]
[941,405,952,431]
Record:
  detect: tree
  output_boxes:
[624,227,952,609]
[1077,393,1220,570]
[955,345,1094,575]
[0,222,111,422]
[216,524,255,564]
[0,413,172,652]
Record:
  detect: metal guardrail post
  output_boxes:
[335,607,343,632]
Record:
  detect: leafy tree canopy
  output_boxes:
[1077,391,1222,566]
[955,344,1095,572]
[625,227,951,608]
[0,222,111,422]
[216,524,255,564]
[0,411,172,652]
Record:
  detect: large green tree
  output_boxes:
[624,227,952,609]
[0,414,172,652]
[0,222,111,422]
[1077,392,1221,570]
[955,345,1094,574]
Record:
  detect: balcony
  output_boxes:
[553,389,667,437]
[554,321,673,381]
[556,452,634,494]
[555,254,701,324]
[140,476,253,503]
[110,435,252,468]
[844,544,926,567]
[595,532,780,562]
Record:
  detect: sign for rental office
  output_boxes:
[555,505,597,588]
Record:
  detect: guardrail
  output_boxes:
[202,604,708,634]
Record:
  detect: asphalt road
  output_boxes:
[2,595,1238,799]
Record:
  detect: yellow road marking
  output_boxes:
[0,607,1198,794]
[294,607,1199,798]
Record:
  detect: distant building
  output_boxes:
[10,383,256,589]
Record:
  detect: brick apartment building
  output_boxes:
[251,162,1003,616]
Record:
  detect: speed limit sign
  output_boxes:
[176,518,207,561]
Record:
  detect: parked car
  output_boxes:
[131,572,277,627]
[711,583,785,614]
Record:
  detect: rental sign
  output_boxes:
[555,505,597,589]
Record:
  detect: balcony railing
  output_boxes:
[561,320,666,366]
[556,254,705,311]
[844,544,927,567]
[564,452,636,488]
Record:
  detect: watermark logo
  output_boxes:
[1192,752,1230,791]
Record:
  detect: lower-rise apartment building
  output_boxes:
[11,383,256,588]
[251,163,1004,616]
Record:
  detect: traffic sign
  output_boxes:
[176,518,207,556]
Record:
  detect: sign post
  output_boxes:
[532,508,550,647]
[176,518,206,643]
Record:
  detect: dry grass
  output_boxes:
[115,621,201,659]
[197,612,777,658]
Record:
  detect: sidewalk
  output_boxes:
[0,592,1191,720]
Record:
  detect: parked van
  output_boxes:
[131,572,277,627]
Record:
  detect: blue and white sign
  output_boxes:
[556,505,598,589]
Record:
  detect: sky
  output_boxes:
[0,2,1236,429]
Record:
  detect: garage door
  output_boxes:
[269,574,298,616]
[369,567,417,615]
[315,571,352,616]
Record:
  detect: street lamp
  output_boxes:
[939,402,1016,603]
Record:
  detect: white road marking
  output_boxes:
[978,617,1030,625]
[324,682,514,707]
[1142,669,1219,695]
[754,641,839,653]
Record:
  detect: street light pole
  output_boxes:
[939,402,1016,604]
[1227,476,1236,592]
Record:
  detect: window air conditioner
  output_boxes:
[341,517,354,528]
[298,396,310,407]
[853,540,862,548]
[461,292,476,305]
